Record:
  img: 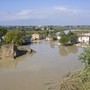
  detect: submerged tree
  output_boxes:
[60,35,69,45]
[60,31,78,45]
[69,34,78,44]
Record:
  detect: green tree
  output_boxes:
[60,31,78,45]
[32,26,36,31]
[5,30,14,43]
[48,26,53,30]
[60,35,69,45]
[60,31,65,36]
[69,34,78,44]
[5,29,25,45]
[67,30,74,36]
[43,26,47,30]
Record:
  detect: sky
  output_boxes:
[0,0,90,26]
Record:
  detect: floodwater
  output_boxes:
[0,41,83,90]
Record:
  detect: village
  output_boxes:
[25,27,90,48]
[31,30,90,47]
[1,0,90,90]
[0,26,90,47]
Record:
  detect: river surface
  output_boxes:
[0,40,83,90]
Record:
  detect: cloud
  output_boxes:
[18,10,32,15]
[0,9,52,21]
[53,7,90,18]
[54,7,78,14]
[54,7,70,13]
[0,6,90,21]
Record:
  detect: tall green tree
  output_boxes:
[5,29,25,45]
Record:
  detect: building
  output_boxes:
[32,33,40,40]
[78,33,90,43]
[46,35,52,41]
[46,37,52,41]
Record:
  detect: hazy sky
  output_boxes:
[0,0,90,25]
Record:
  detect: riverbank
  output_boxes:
[60,47,90,90]
[60,67,90,90]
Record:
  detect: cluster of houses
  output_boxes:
[31,31,90,43]
[1,30,90,47]
[31,32,61,41]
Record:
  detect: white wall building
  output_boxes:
[46,37,52,41]
[78,33,90,43]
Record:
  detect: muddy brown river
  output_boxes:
[0,41,83,90]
